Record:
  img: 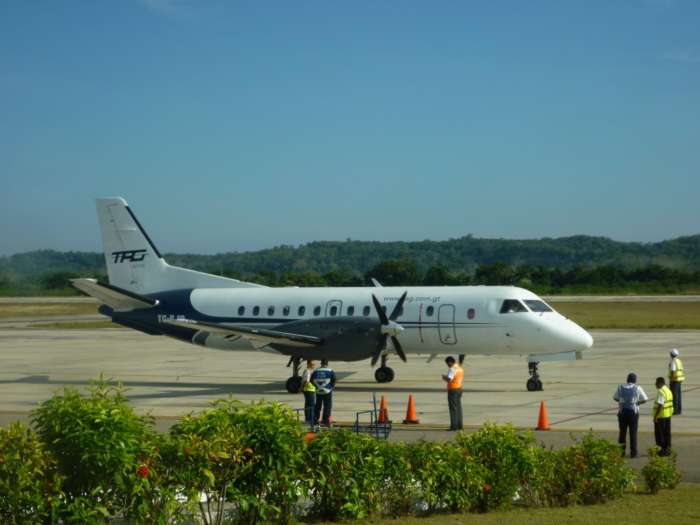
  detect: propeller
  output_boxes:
[370,291,408,366]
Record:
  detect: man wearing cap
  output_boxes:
[442,356,464,431]
[668,348,685,415]
[613,372,648,458]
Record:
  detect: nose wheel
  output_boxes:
[526,361,543,391]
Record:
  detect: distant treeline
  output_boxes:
[1,234,700,294]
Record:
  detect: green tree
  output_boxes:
[365,259,421,286]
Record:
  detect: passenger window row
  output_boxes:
[233,304,478,319]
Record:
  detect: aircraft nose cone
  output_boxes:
[574,325,594,350]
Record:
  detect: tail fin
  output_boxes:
[97,197,263,294]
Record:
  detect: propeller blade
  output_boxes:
[389,291,408,321]
[371,294,389,325]
[370,334,388,366]
[392,335,407,362]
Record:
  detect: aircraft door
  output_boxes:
[325,300,343,317]
[438,304,457,345]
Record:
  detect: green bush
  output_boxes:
[406,441,485,514]
[642,447,682,494]
[167,399,258,525]
[0,422,63,524]
[222,400,305,524]
[379,441,420,517]
[456,423,538,510]
[31,378,170,522]
[304,429,386,521]
[551,433,636,505]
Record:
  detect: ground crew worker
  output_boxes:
[613,372,648,458]
[668,348,685,415]
[311,359,336,427]
[441,356,463,431]
[653,376,674,456]
[301,360,316,429]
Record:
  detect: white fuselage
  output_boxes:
[181,285,593,358]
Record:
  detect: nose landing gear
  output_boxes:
[526,361,543,391]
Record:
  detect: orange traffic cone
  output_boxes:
[536,400,550,430]
[378,395,390,423]
[403,394,419,424]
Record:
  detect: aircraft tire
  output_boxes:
[526,378,538,392]
[375,366,395,383]
[286,376,302,394]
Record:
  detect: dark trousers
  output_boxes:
[654,417,672,454]
[314,393,332,425]
[617,409,639,456]
[670,381,682,415]
[447,389,463,430]
[303,391,316,427]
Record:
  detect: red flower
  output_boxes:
[136,465,150,478]
[482,483,492,493]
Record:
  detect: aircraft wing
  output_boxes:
[165,319,322,349]
[71,278,158,312]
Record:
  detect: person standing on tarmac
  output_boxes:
[301,360,316,429]
[442,356,464,431]
[613,372,648,458]
[653,376,674,456]
[311,359,336,428]
[668,348,685,415]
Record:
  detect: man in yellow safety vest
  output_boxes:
[668,348,685,415]
[301,360,316,429]
[442,356,464,431]
[653,376,674,456]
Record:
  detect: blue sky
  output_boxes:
[1,0,698,256]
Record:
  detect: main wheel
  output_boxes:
[526,378,538,392]
[536,379,543,391]
[374,366,395,383]
[286,376,302,393]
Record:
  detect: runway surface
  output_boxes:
[1,327,697,479]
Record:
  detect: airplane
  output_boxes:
[72,197,594,393]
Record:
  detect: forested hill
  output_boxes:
[2,234,700,281]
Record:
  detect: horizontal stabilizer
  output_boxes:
[165,319,321,349]
[71,278,158,312]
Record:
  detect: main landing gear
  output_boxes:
[285,356,302,393]
[374,355,395,383]
[526,361,543,392]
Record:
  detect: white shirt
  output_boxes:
[613,383,648,414]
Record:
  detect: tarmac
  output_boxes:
[0,325,697,480]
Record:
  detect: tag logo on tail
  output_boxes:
[111,249,148,264]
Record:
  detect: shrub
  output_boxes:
[456,423,538,510]
[222,399,305,524]
[406,441,485,514]
[379,441,419,517]
[166,399,258,525]
[641,447,682,494]
[32,378,169,522]
[0,422,63,524]
[551,433,636,505]
[304,429,385,521]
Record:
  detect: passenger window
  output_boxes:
[313,306,321,316]
[238,306,245,316]
[500,299,527,313]
[329,305,338,316]
[467,308,476,320]
[267,306,275,316]
[362,305,371,316]
[347,305,355,316]
[283,306,290,316]
[523,300,552,313]
[253,306,260,316]
[426,305,434,317]
[298,306,306,316]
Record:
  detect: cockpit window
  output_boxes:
[499,299,528,313]
[524,300,552,313]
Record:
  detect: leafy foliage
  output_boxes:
[31,377,168,522]
[642,447,682,494]
[0,422,63,524]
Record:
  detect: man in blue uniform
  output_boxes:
[311,359,336,427]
